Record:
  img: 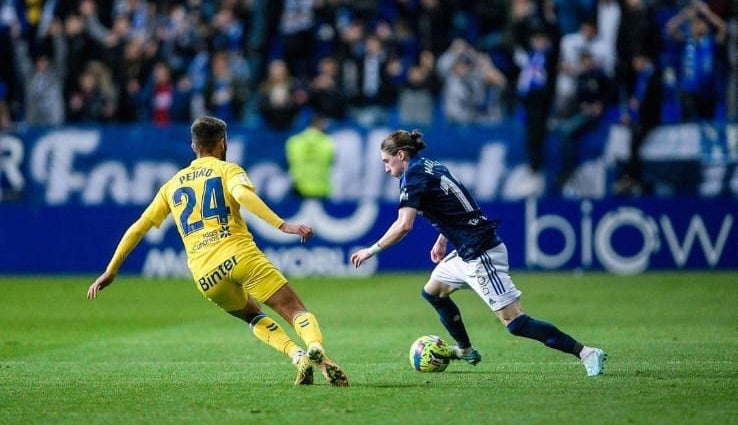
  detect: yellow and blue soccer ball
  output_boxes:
[409,335,451,372]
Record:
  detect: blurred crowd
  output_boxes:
[0,0,735,135]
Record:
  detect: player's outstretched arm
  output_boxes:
[351,207,417,268]
[86,217,153,300]
[231,185,313,242]
[232,185,285,226]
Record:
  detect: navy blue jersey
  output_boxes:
[399,157,501,261]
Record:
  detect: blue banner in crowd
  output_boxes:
[0,123,736,276]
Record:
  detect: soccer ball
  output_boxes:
[409,335,451,373]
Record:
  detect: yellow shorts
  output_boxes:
[193,250,287,312]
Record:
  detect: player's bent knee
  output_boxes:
[495,300,524,324]
[423,280,454,298]
[506,314,530,335]
[421,288,442,305]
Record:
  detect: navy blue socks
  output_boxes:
[421,291,584,358]
[507,314,583,357]
[421,289,472,349]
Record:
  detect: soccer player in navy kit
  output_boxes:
[87,116,348,386]
[351,129,607,376]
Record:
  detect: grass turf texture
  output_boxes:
[1,272,736,425]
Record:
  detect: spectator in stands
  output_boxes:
[333,17,364,103]
[311,0,342,58]
[62,12,91,104]
[388,17,420,67]
[155,4,200,77]
[555,19,610,118]
[209,4,253,94]
[354,33,402,128]
[615,0,662,102]
[170,73,195,123]
[438,44,481,125]
[257,58,307,130]
[307,56,347,121]
[285,115,335,199]
[210,5,245,53]
[184,41,212,119]
[81,0,134,70]
[437,38,507,125]
[112,0,150,40]
[515,27,559,196]
[398,50,438,126]
[479,55,509,124]
[139,61,175,126]
[115,38,150,122]
[67,60,116,123]
[277,0,317,84]
[554,51,615,192]
[414,0,454,57]
[204,51,249,124]
[10,19,66,126]
[5,0,730,141]
[80,0,149,123]
[666,0,728,122]
[614,53,662,196]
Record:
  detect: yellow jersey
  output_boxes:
[142,157,261,276]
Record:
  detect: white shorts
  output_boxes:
[430,242,522,311]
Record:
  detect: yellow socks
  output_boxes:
[292,312,324,348]
[249,311,326,361]
[250,314,302,360]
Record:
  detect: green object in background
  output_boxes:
[286,117,335,198]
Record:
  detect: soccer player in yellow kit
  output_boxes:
[86,116,348,387]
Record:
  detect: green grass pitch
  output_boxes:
[1,271,736,425]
